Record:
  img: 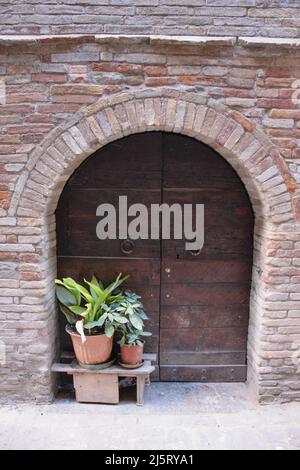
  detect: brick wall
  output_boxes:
[0,33,300,403]
[1,1,300,37]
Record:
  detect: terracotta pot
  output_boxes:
[120,342,144,366]
[66,325,113,366]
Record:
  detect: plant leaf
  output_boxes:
[105,323,114,338]
[56,286,76,306]
[91,275,104,290]
[129,314,143,330]
[68,305,87,316]
[84,279,104,297]
[105,273,129,295]
[115,316,128,324]
[76,284,93,303]
[60,278,82,304]
[58,303,77,325]
[84,318,104,330]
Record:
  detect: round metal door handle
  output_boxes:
[121,239,135,255]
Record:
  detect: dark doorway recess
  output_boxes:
[56,132,254,382]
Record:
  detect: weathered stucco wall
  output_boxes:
[1,1,300,38]
[0,35,300,404]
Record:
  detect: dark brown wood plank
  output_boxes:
[160,305,249,329]
[161,259,252,283]
[160,351,246,366]
[161,283,251,306]
[160,327,248,351]
[160,365,247,382]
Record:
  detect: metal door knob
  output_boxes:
[121,239,135,255]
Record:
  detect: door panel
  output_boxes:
[56,133,164,380]
[159,134,253,382]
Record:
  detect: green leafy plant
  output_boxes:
[113,291,152,346]
[55,273,129,342]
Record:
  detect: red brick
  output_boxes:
[19,254,40,262]
[6,93,48,104]
[267,129,300,137]
[32,73,67,83]
[178,76,227,86]
[266,78,294,88]
[279,89,294,99]
[0,253,19,261]
[0,191,10,210]
[145,77,177,87]
[6,124,53,134]
[265,67,294,78]
[7,65,34,74]
[0,135,21,144]
[92,63,143,75]
[271,138,297,149]
[103,85,122,94]
[25,114,53,123]
[22,134,46,144]
[20,272,43,281]
[144,66,167,76]
[51,94,99,104]
[37,104,81,113]
[270,109,300,119]
[6,235,17,243]
[229,110,255,131]
[0,105,34,115]
[271,149,297,194]
[257,98,296,109]
[216,120,237,146]
[292,149,300,158]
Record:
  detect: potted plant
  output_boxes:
[114,291,152,367]
[55,273,128,366]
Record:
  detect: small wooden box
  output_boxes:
[73,373,119,404]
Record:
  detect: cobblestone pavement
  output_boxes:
[0,383,300,450]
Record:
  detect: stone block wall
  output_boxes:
[0,1,300,38]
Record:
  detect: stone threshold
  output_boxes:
[0,34,299,48]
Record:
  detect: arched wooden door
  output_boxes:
[56,132,254,382]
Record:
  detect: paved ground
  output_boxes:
[0,383,300,450]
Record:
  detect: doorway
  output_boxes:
[56,132,254,382]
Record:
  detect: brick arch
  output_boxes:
[5,89,300,405]
[12,88,294,226]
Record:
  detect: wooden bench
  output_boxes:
[51,353,156,405]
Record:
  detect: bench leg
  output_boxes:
[136,376,146,406]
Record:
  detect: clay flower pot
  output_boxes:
[120,342,144,366]
[66,325,113,366]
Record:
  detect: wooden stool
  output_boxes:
[51,353,156,406]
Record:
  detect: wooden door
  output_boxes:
[56,132,253,382]
[160,134,253,381]
[56,133,163,379]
